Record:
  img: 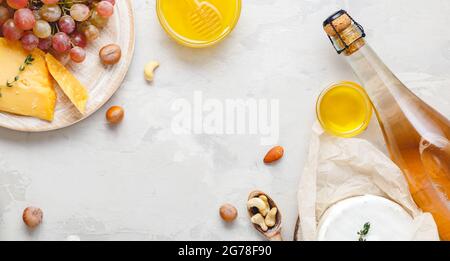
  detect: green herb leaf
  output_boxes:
[2,54,34,93]
[357,222,371,241]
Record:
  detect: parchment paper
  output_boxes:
[295,122,440,241]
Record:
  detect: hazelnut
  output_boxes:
[99,44,122,65]
[219,203,238,222]
[106,106,124,124]
[22,207,43,228]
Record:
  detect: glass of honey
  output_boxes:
[316,81,373,138]
[156,0,242,48]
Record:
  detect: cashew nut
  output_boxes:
[251,213,268,231]
[265,207,277,227]
[259,195,270,210]
[247,197,269,216]
[144,61,159,82]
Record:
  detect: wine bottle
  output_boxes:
[323,10,450,240]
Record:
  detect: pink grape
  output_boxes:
[33,20,51,38]
[58,15,75,34]
[42,0,59,4]
[96,1,114,18]
[90,10,108,28]
[83,24,99,42]
[14,8,35,30]
[49,47,70,64]
[76,20,89,32]
[2,19,23,41]
[52,32,71,53]
[104,0,116,6]
[70,31,87,48]
[38,37,52,51]
[0,6,10,26]
[6,0,28,9]
[0,0,112,64]
[40,4,61,22]
[21,32,39,51]
[70,4,90,22]
[69,46,86,63]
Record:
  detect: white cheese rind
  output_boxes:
[317,195,415,241]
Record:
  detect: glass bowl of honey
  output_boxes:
[156,0,242,48]
[316,81,373,138]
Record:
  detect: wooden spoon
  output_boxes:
[247,190,283,241]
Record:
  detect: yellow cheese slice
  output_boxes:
[0,38,56,121]
[45,53,88,114]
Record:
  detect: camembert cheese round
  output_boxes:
[317,195,415,241]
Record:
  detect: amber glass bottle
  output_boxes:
[323,10,450,240]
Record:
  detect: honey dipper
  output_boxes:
[184,0,223,38]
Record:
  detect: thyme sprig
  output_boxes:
[357,222,371,241]
[5,55,35,88]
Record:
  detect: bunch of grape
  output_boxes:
[0,0,115,63]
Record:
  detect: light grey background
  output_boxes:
[0,0,449,240]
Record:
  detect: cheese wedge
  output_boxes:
[45,53,88,114]
[0,38,56,121]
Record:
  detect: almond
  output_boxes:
[263,146,284,164]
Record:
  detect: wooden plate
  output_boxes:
[0,0,135,132]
